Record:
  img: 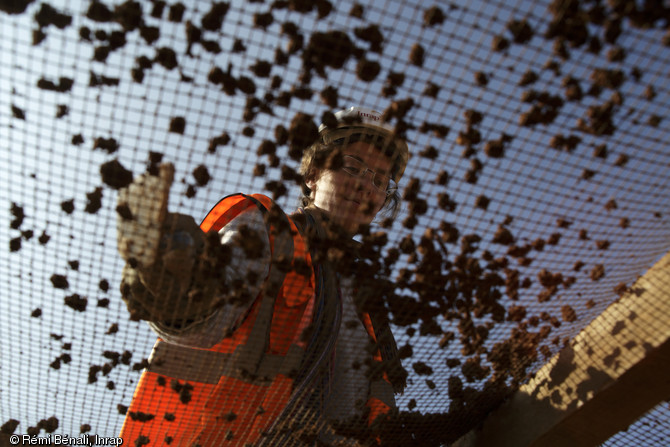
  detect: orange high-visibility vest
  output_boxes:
[120,194,395,446]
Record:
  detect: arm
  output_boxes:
[117,165,270,347]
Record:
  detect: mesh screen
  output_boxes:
[1,0,669,445]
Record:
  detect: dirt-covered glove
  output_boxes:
[117,162,174,268]
[117,164,226,323]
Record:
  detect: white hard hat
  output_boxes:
[319,106,410,180]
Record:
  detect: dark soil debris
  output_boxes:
[156,47,178,70]
[349,3,364,18]
[1,419,20,434]
[590,264,605,281]
[93,137,120,154]
[169,117,186,134]
[100,159,133,189]
[474,71,488,86]
[116,203,133,221]
[10,237,22,252]
[85,187,103,214]
[51,274,69,289]
[423,6,445,27]
[11,104,25,120]
[492,35,510,51]
[37,76,74,93]
[507,19,533,43]
[10,202,25,229]
[356,58,381,82]
[64,294,87,312]
[561,305,577,323]
[409,43,425,67]
[208,132,231,154]
[193,165,211,187]
[201,2,229,31]
[354,24,384,53]
[423,82,440,98]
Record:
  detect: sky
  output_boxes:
[1,0,669,444]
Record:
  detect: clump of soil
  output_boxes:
[93,137,119,154]
[100,159,133,189]
[85,187,103,214]
[64,294,88,312]
[423,6,445,27]
[50,274,69,289]
[169,117,185,134]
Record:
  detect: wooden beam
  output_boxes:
[454,251,670,447]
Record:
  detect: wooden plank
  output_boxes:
[454,251,670,447]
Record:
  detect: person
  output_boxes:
[117,107,410,446]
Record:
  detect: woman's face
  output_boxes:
[306,142,392,235]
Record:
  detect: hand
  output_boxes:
[121,212,209,322]
[116,163,175,268]
[117,163,210,322]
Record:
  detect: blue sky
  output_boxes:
[1,0,669,444]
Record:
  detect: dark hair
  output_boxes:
[298,140,402,220]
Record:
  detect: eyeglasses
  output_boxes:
[340,155,397,196]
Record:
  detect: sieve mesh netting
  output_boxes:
[1,0,669,446]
